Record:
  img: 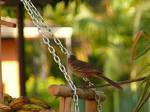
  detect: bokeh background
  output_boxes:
[1,0,150,112]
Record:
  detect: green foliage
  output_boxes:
[131,31,150,112]
[25,39,42,79]
[24,0,150,111]
[133,75,150,112]
[1,6,16,18]
[1,0,150,111]
[26,76,64,110]
[130,24,150,112]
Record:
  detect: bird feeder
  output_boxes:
[49,85,106,112]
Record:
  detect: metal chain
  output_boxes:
[83,78,103,112]
[41,35,79,112]
[95,93,103,112]
[21,0,79,112]
[22,0,70,56]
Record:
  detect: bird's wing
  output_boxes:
[71,60,100,73]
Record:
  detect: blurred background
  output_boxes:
[1,0,150,112]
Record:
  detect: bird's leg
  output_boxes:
[82,77,95,88]
[83,77,89,82]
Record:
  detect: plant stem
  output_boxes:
[78,76,147,89]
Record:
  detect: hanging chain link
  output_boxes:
[95,93,103,112]
[22,0,70,56]
[21,0,79,112]
[83,78,103,112]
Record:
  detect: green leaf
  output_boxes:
[135,91,150,112]
[135,44,150,59]
[133,75,150,112]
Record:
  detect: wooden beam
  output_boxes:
[17,2,26,96]
[0,20,16,27]
[48,85,106,101]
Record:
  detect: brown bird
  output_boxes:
[68,55,122,89]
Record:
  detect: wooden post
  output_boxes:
[17,2,26,96]
[85,100,97,112]
[0,20,16,27]
[59,97,72,112]
[59,97,65,112]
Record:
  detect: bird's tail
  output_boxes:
[95,75,122,89]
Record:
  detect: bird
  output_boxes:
[67,55,122,89]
